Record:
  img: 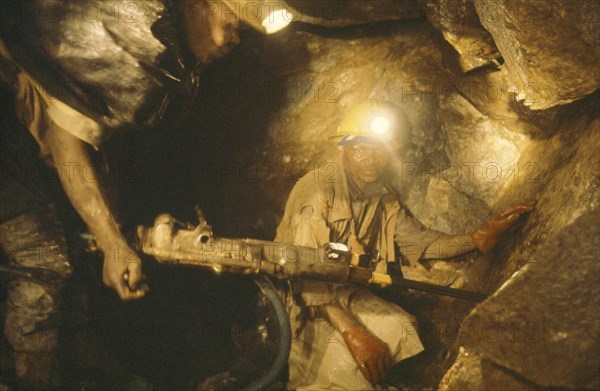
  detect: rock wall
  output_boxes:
[440,207,600,390]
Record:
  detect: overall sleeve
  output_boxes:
[14,71,108,157]
[2,39,107,156]
[394,206,443,266]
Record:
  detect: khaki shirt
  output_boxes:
[275,159,441,306]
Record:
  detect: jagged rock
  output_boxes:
[473,0,600,109]
[450,209,600,389]
[439,347,538,391]
[422,177,489,234]
[448,67,571,139]
[437,94,530,206]
[423,0,500,72]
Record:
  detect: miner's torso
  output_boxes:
[327,169,399,267]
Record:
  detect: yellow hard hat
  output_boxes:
[221,0,294,34]
[335,100,405,146]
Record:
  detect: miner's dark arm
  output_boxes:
[45,122,146,300]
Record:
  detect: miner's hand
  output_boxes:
[46,125,148,300]
[341,325,393,384]
[102,241,147,300]
[472,201,535,254]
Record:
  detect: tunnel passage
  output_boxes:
[4,0,596,390]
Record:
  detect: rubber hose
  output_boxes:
[244,276,291,391]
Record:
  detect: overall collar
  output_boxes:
[329,159,391,222]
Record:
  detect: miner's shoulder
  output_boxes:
[293,163,341,195]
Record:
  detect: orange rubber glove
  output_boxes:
[341,325,393,384]
[471,201,535,254]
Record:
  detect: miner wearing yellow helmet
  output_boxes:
[275,99,534,390]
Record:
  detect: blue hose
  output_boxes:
[244,276,291,391]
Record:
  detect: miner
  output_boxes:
[275,99,534,390]
[0,1,292,389]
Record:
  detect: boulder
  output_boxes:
[446,208,600,389]
[474,0,600,109]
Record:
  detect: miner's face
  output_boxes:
[342,140,390,188]
[182,0,241,64]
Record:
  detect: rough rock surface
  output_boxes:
[474,0,600,109]
[423,0,500,72]
[442,208,600,389]
[437,94,530,207]
[288,0,600,111]
[439,347,539,391]
[472,107,600,292]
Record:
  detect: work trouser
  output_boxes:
[1,165,72,353]
[286,284,424,391]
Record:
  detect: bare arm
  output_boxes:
[318,303,392,383]
[45,122,146,300]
